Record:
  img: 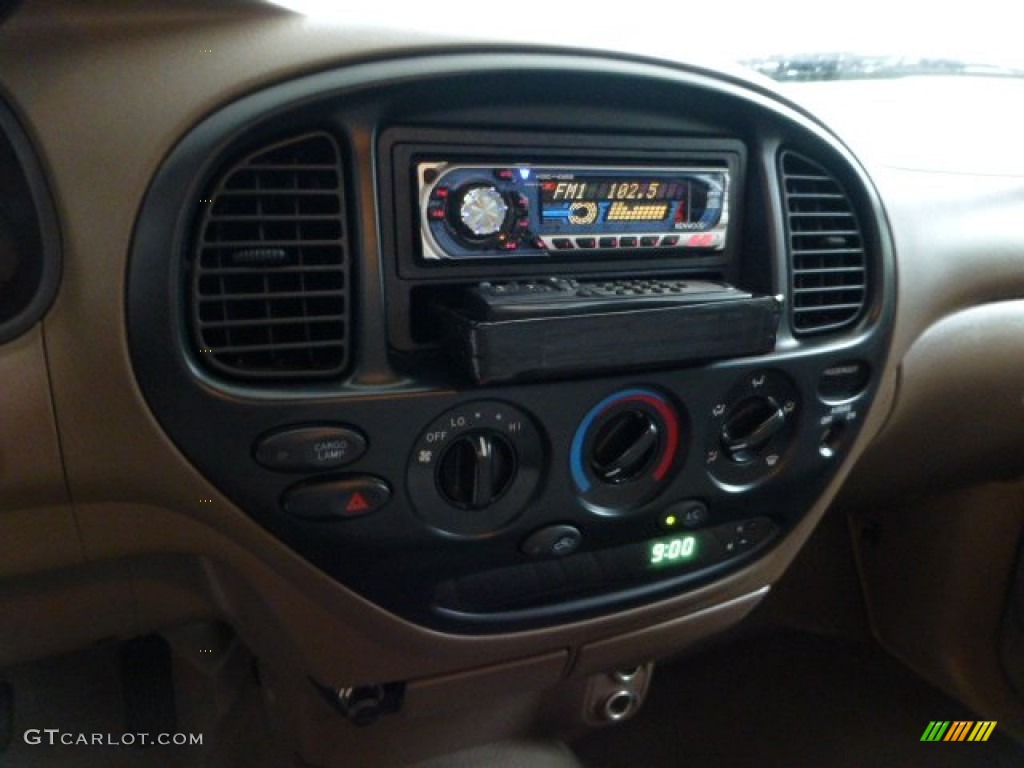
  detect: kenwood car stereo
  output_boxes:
[418,162,730,261]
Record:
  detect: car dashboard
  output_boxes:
[1,1,1024,765]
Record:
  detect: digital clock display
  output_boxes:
[648,534,699,569]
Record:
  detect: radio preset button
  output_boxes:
[640,236,658,247]
[599,236,617,248]
[577,237,596,249]
[553,238,574,250]
[619,236,638,247]
[661,235,679,246]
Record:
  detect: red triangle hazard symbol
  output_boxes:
[345,492,370,513]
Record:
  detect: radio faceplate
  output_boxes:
[418,162,731,261]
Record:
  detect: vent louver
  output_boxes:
[190,132,349,380]
[780,151,868,335]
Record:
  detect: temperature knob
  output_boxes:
[570,388,684,513]
[589,410,661,484]
[458,186,508,237]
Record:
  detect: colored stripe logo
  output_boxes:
[921,721,997,742]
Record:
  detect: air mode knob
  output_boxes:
[457,185,508,238]
[720,396,786,464]
[706,370,799,486]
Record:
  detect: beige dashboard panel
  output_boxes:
[0,328,78,578]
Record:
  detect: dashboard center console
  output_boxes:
[126,54,893,633]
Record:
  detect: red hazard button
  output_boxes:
[345,492,370,513]
[283,476,392,521]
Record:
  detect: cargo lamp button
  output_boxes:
[254,426,367,472]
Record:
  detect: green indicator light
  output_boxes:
[649,534,698,568]
[663,514,678,528]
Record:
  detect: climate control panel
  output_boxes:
[222,361,872,631]
[129,346,879,631]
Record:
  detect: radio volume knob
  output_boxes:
[458,186,509,238]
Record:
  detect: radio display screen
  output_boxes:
[541,179,685,202]
[536,171,715,232]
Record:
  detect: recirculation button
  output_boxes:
[283,477,391,521]
[255,426,367,472]
[521,525,582,558]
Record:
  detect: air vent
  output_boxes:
[190,132,350,380]
[0,99,61,345]
[780,151,868,335]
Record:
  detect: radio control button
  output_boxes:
[514,193,530,211]
[661,235,680,246]
[432,186,450,200]
[641,236,658,247]
[494,168,515,181]
[577,237,596,249]
[428,204,446,220]
[599,237,617,248]
[620,236,638,247]
[552,238,574,250]
[515,217,530,230]
[500,240,518,251]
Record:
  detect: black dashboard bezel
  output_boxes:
[126,50,896,633]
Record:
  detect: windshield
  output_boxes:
[271,0,1024,81]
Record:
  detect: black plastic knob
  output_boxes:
[720,396,786,463]
[437,432,516,509]
[589,410,660,484]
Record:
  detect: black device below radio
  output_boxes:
[461,277,749,320]
[438,277,783,384]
